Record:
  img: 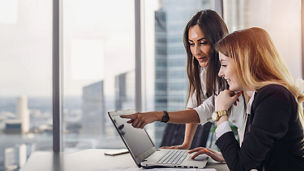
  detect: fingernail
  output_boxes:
[203,148,208,153]
[238,91,242,95]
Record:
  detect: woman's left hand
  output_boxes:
[188,147,225,163]
[215,90,242,111]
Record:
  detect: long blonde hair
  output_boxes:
[215,27,304,127]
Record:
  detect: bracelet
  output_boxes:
[161,111,170,123]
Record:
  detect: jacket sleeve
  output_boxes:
[216,86,292,171]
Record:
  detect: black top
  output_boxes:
[216,84,304,171]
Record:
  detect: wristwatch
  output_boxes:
[161,111,170,123]
[212,110,228,122]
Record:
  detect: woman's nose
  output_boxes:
[218,69,224,77]
[194,45,201,55]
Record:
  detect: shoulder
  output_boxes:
[256,84,294,99]
[253,84,296,109]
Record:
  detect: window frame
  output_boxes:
[53,0,304,153]
[52,0,61,152]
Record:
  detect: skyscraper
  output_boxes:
[154,0,212,146]
[154,8,167,111]
[16,96,30,133]
[4,147,17,170]
[115,71,135,110]
[82,81,105,136]
[154,0,212,112]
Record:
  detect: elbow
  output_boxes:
[192,110,200,123]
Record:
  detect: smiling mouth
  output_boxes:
[198,57,208,62]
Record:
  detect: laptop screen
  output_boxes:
[108,111,156,166]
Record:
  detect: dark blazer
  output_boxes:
[216,84,304,171]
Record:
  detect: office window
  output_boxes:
[142,0,219,146]
[0,0,52,170]
[223,0,302,79]
[62,0,135,151]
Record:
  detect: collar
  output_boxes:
[246,91,256,114]
[200,66,207,72]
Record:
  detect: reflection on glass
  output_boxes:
[151,0,214,147]
[0,96,52,170]
[109,110,154,160]
[63,0,135,151]
[0,0,52,169]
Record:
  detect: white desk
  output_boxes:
[21,149,229,171]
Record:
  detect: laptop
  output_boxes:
[108,110,208,169]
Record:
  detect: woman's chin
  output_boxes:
[199,62,208,68]
[229,86,238,91]
[229,87,241,92]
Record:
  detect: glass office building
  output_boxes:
[154,0,213,112]
[153,0,213,146]
[0,0,302,170]
[115,71,135,111]
[82,81,105,137]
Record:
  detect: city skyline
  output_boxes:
[0,0,303,170]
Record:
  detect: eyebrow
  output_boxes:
[188,38,207,42]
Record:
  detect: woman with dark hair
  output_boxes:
[122,10,246,162]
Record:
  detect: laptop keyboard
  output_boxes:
[157,150,188,165]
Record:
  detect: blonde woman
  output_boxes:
[208,27,304,170]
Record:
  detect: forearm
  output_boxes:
[183,123,199,145]
[151,110,200,124]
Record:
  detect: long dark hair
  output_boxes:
[184,10,228,106]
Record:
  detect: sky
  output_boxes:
[0,0,302,97]
[0,0,158,97]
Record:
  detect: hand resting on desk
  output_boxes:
[189,147,225,163]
